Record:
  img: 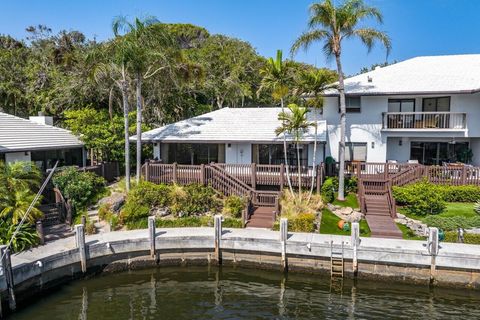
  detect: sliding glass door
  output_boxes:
[410,141,468,165]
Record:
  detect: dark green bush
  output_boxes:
[423,215,480,231]
[440,185,480,202]
[53,167,106,210]
[392,179,446,215]
[321,178,335,203]
[444,231,480,244]
[222,195,246,218]
[171,184,222,216]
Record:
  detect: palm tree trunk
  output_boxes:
[335,53,346,201]
[281,97,295,197]
[308,107,318,201]
[135,73,142,183]
[121,66,130,192]
[296,141,301,199]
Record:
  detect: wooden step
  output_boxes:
[246,206,275,229]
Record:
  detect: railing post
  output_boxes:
[36,220,45,245]
[280,218,288,272]
[251,163,257,189]
[200,164,206,186]
[461,166,467,184]
[0,245,16,312]
[351,222,360,276]
[173,162,178,183]
[384,163,388,179]
[148,216,156,259]
[75,224,87,273]
[145,160,150,182]
[280,163,285,190]
[214,215,222,265]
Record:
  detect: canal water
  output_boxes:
[9,266,480,319]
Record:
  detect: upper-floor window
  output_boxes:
[423,97,450,112]
[388,99,415,112]
[338,96,361,113]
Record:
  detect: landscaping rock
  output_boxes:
[98,192,125,212]
[337,207,353,215]
[152,207,170,217]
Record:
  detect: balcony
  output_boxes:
[382,112,466,130]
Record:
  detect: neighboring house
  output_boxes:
[134,107,326,166]
[0,112,85,170]
[136,54,480,166]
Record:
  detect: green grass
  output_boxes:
[332,193,359,209]
[396,223,426,240]
[320,209,370,237]
[401,202,477,221]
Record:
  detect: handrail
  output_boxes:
[382,111,466,130]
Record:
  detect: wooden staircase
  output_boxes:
[364,194,402,239]
[246,206,276,228]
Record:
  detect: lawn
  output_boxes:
[400,202,476,221]
[396,223,426,240]
[320,208,371,237]
[332,193,359,209]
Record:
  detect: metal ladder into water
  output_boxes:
[330,240,344,278]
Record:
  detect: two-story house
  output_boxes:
[136,54,480,166]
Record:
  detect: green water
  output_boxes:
[9,267,480,319]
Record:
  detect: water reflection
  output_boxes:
[9,266,480,320]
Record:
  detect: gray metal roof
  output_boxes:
[0,112,83,153]
[133,107,327,143]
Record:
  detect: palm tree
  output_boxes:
[276,104,314,199]
[112,16,178,183]
[291,0,391,201]
[295,69,337,199]
[258,50,295,196]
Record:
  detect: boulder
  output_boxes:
[152,207,170,217]
[98,192,125,212]
[337,207,353,215]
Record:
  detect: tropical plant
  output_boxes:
[0,219,39,252]
[276,103,314,199]
[295,68,337,199]
[291,0,391,200]
[475,201,480,215]
[112,16,180,183]
[258,50,295,196]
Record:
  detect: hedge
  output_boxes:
[423,215,480,231]
[126,216,243,230]
[444,231,480,245]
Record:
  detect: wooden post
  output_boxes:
[200,164,206,185]
[251,163,257,189]
[351,222,360,276]
[461,166,467,185]
[145,160,150,182]
[280,218,288,272]
[173,162,178,183]
[384,163,388,179]
[214,215,222,265]
[36,220,45,245]
[75,224,87,273]
[428,227,439,283]
[0,245,16,312]
[148,216,156,259]
[279,163,285,190]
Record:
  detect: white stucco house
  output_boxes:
[0,112,85,170]
[136,54,480,166]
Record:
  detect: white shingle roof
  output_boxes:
[134,107,327,143]
[325,54,480,96]
[0,112,83,153]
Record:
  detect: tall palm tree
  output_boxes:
[295,69,337,199]
[112,16,178,183]
[291,0,391,201]
[276,104,314,199]
[258,50,295,196]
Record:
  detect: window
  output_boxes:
[339,96,361,113]
[388,99,415,112]
[166,143,221,164]
[422,97,450,112]
[252,144,309,166]
[343,142,367,162]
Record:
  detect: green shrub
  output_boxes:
[444,231,480,244]
[125,216,242,230]
[170,184,221,216]
[98,203,112,220]
[392,179,446,215]
[53,167,106,210]
[120,202,150,224]
[222,195,246,218]
[289,213,316,233]
[120,181,170,223]
[0,219,39,252]
[321,178,335,203]
[475,201,480,214]
[423,215,480,231]
[441,185,480,202]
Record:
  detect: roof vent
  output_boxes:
[29,115,53,126]
[367,76,373,83]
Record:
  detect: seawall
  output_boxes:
[1,225,480,314]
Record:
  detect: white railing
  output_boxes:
[382,112,466,130]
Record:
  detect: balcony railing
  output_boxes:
[382,112,466,130]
